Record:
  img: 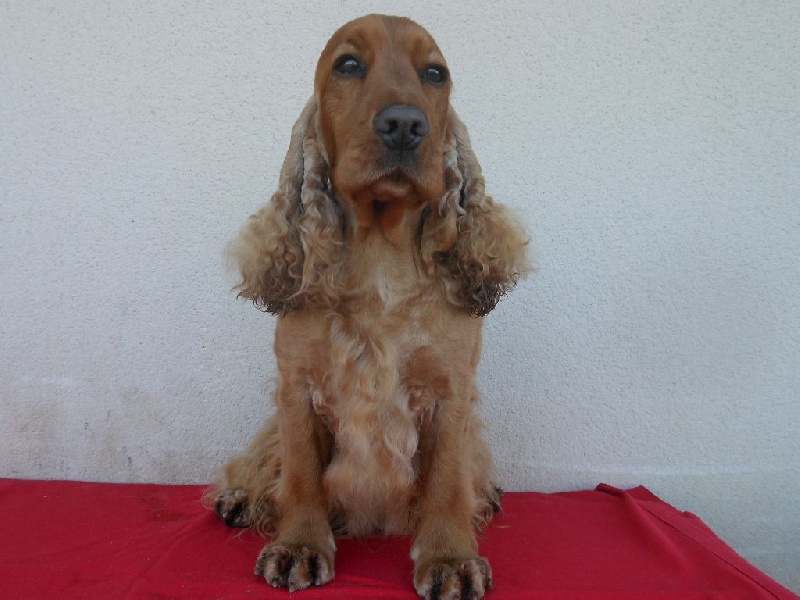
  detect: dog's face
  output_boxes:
[315,15,452,224]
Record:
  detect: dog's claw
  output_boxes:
[213,489,251,527]
[255,543,334,591]
[415,557,492,600]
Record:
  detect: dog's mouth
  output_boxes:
[335,152,443,228]
[337,169,430,232]
[369,171,415,203]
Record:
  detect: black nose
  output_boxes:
[373,104,429,151]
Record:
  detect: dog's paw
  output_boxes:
[254,543,334,591]
[414,557,492,600]
[213,489,251,528]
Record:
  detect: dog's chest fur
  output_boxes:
[275,225,482,536]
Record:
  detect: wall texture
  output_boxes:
[1,0,798,592]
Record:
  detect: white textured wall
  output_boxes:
[1,0,798,592]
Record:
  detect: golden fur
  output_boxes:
[207,14,529,600]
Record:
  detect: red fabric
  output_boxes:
[0,479,795,599]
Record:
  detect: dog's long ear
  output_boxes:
[426,108,530,317]
[228,97,345,315]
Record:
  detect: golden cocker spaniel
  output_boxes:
[208,14,529,600]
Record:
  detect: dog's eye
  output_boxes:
[421,65,448,85]
[334,55,365,77]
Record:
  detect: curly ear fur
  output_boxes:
[426,108,531,317]
[232,100,526,317]
[228,98,346,314]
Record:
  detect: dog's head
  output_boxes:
[314,15,451,226]
[231,15,529,316]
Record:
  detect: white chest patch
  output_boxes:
[310,312,429,535]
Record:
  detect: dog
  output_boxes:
[208,14,529,600]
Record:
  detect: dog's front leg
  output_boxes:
[412,394,492,600]
[254,376,335,591]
